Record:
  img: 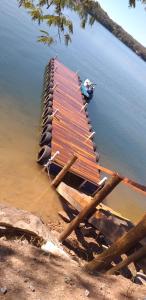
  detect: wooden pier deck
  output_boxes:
[50,59,100,188]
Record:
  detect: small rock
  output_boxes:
[85,289,90,297]
[29,284,35,292]
[0,287,7,294]
[64,276,74,286]
[64,276,71,284]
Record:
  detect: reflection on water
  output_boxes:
[0,0,146,223]
[0,93,62,221]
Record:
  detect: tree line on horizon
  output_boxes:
[129,0,146,8]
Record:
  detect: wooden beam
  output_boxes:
[106,245,146,275]
[51,155,78,188]
[58,174,122,242]
[84,214,146,273]
[95,163,146,196]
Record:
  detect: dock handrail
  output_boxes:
[96,163,146,196]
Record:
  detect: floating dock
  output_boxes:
[37,58,100,194]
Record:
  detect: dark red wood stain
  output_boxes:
[51,59,100,185]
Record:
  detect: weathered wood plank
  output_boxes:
[51,59,100,185]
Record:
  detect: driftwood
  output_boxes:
[58,175,122,242]
[57,182,133,244]
[84,214,146,273]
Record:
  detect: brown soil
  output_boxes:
[1,232,146,300]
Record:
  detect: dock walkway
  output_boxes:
[38,59,100,190]
[50,59,100,187]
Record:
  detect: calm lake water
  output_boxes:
[0,0,146,222]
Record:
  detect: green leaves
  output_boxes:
[38,35,54,45]
[89,15,95,26]
[17,0,95,46]
[129,0,146,7]
[29,8,43,24]
[38,30,55,45]
[18,0,35,9]
[129,0,136,7]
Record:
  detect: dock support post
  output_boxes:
[58,174,122,243]
[84,213,146,273]
[106,245,146,275]
[51,154,78,188]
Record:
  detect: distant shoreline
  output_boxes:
[85,1,146,62]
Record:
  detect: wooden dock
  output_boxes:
[38,58,100,193]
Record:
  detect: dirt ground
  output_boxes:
[1,233,146,300]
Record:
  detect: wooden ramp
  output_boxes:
[51,59,100,188]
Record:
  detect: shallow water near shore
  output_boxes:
[0,0,146,223]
